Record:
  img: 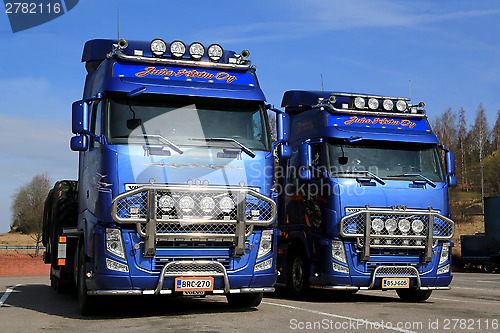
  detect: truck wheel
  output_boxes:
[226,292,263,308]
[287,252,309,298]
[78,245,95,316]
[396,289,432,302]
[482,265,492,273]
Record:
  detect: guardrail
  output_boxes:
[0,246,45,254]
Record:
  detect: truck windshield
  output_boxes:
[106,95,270,151]
[327,140,445,182]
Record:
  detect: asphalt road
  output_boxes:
[1,273,499,332]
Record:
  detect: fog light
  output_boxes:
[396,100,408,112]
[371,218,384,233]
[354,97,365,109]
[385,218,397,233]
[437,264,450,275]
[219,196,235,213]
[254,258,273,272]
[158,195,175,211]
[332,262,349,274]
[200,197,216,213]
[412,219,424,234]
[383,99,393,111]
[179,196,195,213]
[398,219,411,233]
[106,258,129,273]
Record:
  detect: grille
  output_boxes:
[162,262,226,275]
[153,257,231,273]
[374,266,419,277]
[140,223,253,237]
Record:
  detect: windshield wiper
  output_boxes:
[134,134,183,154]
[189,137,256,158]
[330,170,385,185]
[386,173,436,188]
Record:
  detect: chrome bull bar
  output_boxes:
[110,185,276,257]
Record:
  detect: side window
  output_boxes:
[90,101,102,148]
[310,143,324,178]
[252,110,262,141]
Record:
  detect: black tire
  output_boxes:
[47,181,78,269]
[226,292,263,308]
[287,251,309,298]
[482,265,492,273]
[396,289,432,302]
[78,245,95,316]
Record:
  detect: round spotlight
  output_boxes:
[219,196,235,213]
[412,219,425,234]
[179,196,195,213]
[371,218,384,233]
[329,94,336,104]
[385,218,397,233]
[241,49,250,59]
[398,219,411,233]
[150,38,167,57]
[354,97,365,109]
[169,40,186,58]
[383,99,393,111]
[396,100,408,112]
[188,42,205,60]
[200,197,216,213]
[118,38,128,50]
[368,98,379,110]
[207,44,224,62]
[158,195,175,211]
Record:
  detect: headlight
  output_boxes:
[385,218,397,233]
[188,42,205,60]
[411,219,424,234]
[150,38,167,57]
[439,243,450,265]
[207,44,224,62]
[106,228,126,259]
[257,229,273,259]
[396,100,408,112]
[383,99,393,111]
[367,98,379,110]
[158,195,175,211]
[219,196,235,213]
[179,196,195,213]
[354,97,365,109]
[398,219,411,233]
[200,197,216,213]
[170,40,186,58]
[371,218,384,233]
[331,240,347,264]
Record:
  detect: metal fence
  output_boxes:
[0,246,45,255]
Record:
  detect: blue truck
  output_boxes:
[42,38,286,314]
[275,90,456,301]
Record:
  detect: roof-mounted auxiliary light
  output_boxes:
[396,100,408,112]
[189,42,205,60]
[170,40,186,58]
[207,44,224,62]
[241,50,250,59]
[329,94,336,104]
[383,99,394,111]
[354,97,365,109]
[150,38,167,57]
[368,98,379,110]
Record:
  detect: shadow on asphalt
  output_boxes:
[3,284,257,320]
[266,287,402,303]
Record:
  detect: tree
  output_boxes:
[10,173,51,257]
[492,110,500,152]
[471,104,490,215]
[457,108,469,191]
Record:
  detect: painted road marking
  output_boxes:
[0,284,21,307]
[262,300,417,333]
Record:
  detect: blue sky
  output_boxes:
[0,0,499,233]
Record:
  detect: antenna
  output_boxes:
[409,79,411,100]
[321,74,324,92]
[117,8,120,41]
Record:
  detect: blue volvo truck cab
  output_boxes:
[42,38,283,314]
[275,90,456,302]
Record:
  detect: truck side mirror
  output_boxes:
[299,142,311,181]
[277,144,291,159]
[72,100,90,134]
[444,149,457,187]
[276,112,290,143]
[70,135,88,151]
